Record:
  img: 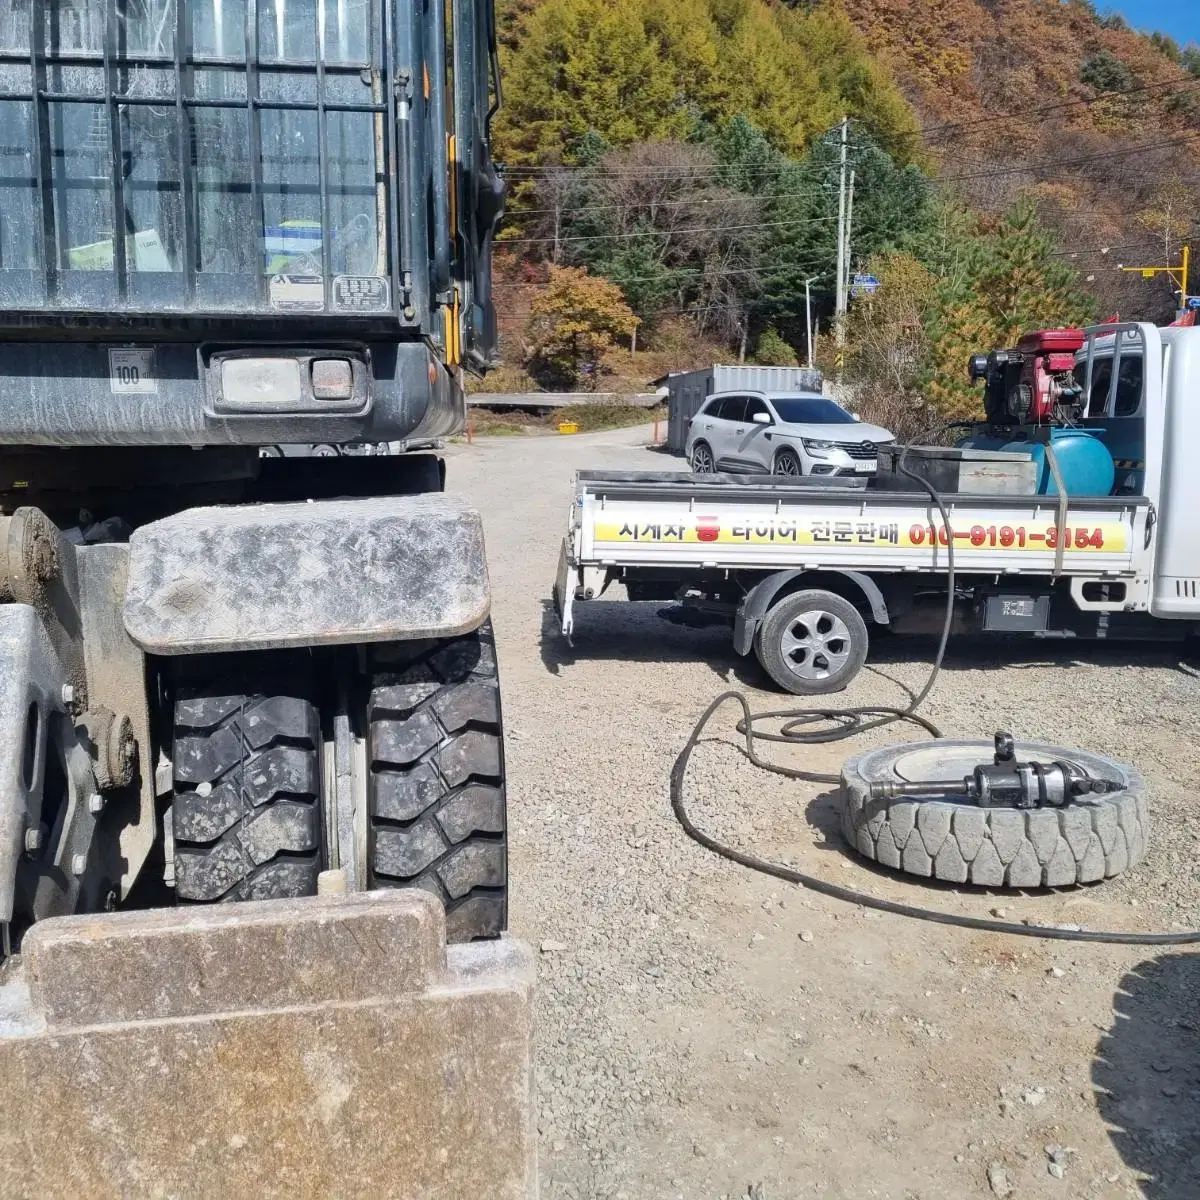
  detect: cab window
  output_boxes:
[1079,355,1144,418]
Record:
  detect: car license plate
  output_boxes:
[854,460,876,473]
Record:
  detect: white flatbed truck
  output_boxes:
[554,323,1200,694]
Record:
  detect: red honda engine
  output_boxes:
[968,327,1085,425]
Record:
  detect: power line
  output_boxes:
[500,212,842,246]
[918,74,1200,138]
[938,128,1200,184]
[508,184,835,220]
[497,81,1200,187]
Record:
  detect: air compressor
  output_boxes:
[961,327,1117,497]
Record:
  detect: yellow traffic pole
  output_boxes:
[1119,244,1191,318]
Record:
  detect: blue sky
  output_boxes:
[1104,2,1199,46]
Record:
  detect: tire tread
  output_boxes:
[172,681,321,903]
[368,621,507,941]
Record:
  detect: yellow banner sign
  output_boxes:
[594,517,1129,553]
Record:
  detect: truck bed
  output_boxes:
[565,471,1147,577]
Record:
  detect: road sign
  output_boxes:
[851,274,880,296]
[1188,296,1200,310]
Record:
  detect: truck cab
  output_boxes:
[1077,324,1200,617]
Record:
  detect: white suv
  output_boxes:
[685,391,894,477]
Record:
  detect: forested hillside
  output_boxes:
[482,0,1199,421]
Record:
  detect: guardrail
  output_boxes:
[467,392,661,410]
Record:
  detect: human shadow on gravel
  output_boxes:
[1094,954,1200,1197]
[538,597,765,686]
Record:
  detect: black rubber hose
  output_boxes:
[670,431,1200,947]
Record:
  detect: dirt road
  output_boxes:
[445,426,1200,1200]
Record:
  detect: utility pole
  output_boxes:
[844,167,856,308]
[803,274,821,369]
[833,117,849,381]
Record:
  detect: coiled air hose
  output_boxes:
[670,432,1200,946]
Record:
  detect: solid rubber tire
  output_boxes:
[839,739,1149,888]
[172,679,322,903]
[367,621,507,941]
[755,588,869,696]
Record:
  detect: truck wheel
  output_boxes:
[172,679,323,902]
[839,740,1148,887]
[368,621,507,941]
[755,589,868,695]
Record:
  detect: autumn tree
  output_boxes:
[493,0,919,169]
[525,266,639,389]
[849,253,934,395]
[1138,178,1194,266]
[557,140,764,346]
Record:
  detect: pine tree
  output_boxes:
[493,0,921,168]
[923,202,1095,418]
[493,0,693,167]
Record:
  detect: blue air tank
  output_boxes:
[1000,428,1115,496]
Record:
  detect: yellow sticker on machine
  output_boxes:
[593,516,1129,553]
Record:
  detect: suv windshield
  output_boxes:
[770,397,856,425]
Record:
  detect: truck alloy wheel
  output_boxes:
[755,589,869,694]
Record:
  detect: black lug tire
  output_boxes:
[840,740,1148,887]
[368,621,507,942]
[172,682,322,903]
[755,588,869,696]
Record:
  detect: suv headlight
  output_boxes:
[802,438,835,452]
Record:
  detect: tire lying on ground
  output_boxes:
[368,621,507,941]
[839,739,1148,888]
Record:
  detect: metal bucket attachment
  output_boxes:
[0,890,537,1198]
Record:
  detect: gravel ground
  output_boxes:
[444,425,1200,1200]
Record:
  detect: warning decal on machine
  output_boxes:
[109,347,157,395]
[268,274,324,312]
